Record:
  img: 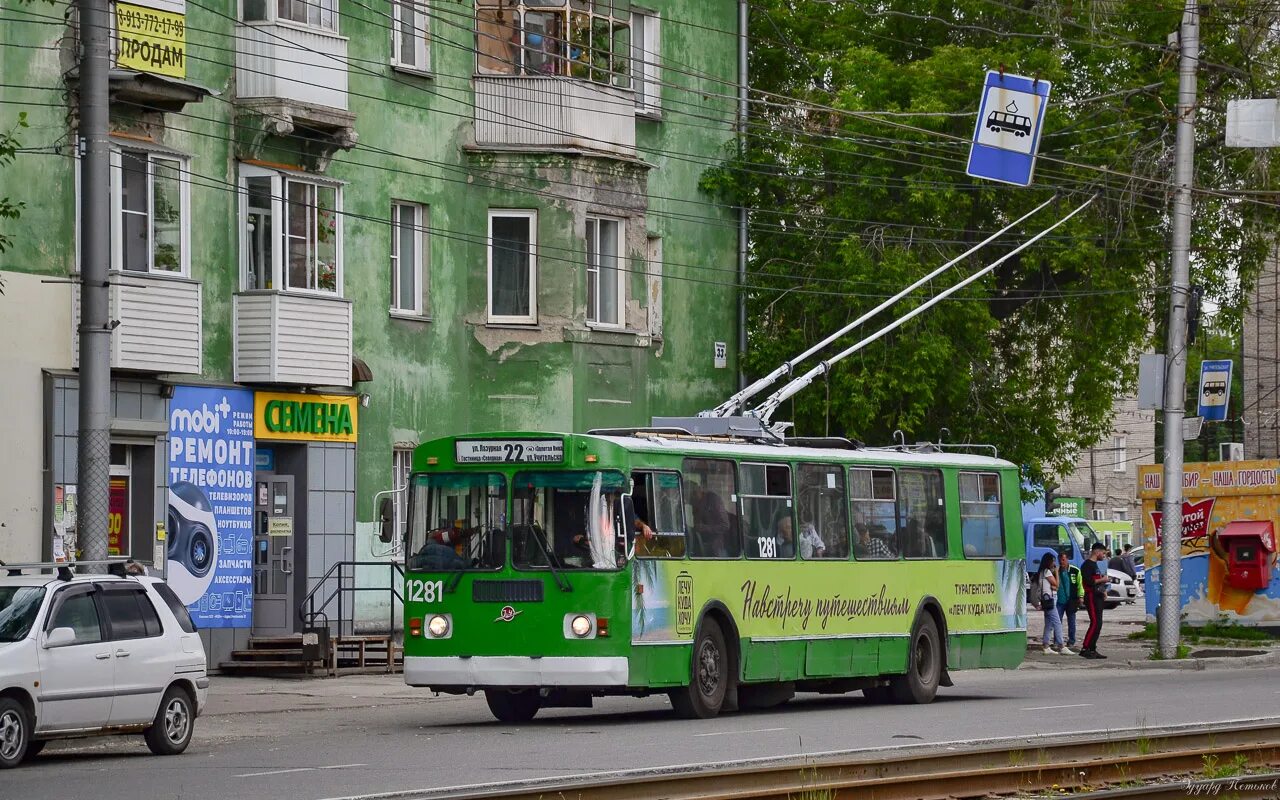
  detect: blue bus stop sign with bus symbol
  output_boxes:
[966,71,1052,187]
[1198,359,1233,422]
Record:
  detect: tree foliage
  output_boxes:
[0,111,28,294]
[704,0,1280,484]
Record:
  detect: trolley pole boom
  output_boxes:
[752,195,1098,425]
[704,196,1059,418]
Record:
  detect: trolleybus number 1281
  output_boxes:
[406,579,444,603]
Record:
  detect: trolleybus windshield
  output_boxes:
[513,471,626,571]
[406,473,506,573]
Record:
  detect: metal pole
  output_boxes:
[76,0,113,569]
[737,0,749,391]
[1158,0,1198,659]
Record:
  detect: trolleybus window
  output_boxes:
[513,471,625,570]
[796,463,846,559]
[632,471,686,559]
[407,473,506,572]
[959,471,1004,558]
[899,469,947,559]
[683,458,741,559]
[850,467,898,560]
[741,462,794,559]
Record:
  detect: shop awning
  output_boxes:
[1218,520,1275,552]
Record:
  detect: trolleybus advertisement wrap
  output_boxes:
[168,386,255,628]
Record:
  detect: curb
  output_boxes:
[1121,648,1280,670]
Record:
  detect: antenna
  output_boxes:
[703,195,1059,418]
[752,195,1098,427]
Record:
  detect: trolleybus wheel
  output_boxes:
[485,689,541,722]
[670,618,728,719]
[890,616,941,704]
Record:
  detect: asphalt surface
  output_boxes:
[9,603,1278,800]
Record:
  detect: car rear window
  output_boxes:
[102,589,163,639]
[152,582,197,633]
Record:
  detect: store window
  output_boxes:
[392,0,429,70]
[586,216,623,327]
[391,202,427,315]
[476,0,632,87]
[487,209,537,323]
[243,0,337,30]
[240,166,343,295]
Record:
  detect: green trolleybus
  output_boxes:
[393,430,1026,721]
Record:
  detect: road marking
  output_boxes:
[693,727,788,738]
[237,764,367,778]
[1022,704,1093,711]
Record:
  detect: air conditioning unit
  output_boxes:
[1221,442,1244,461]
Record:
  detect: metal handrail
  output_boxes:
[299,560,405,636]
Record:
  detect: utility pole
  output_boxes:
[1159,0,1199,659]
[76,0,112,568]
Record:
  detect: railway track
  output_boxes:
[337,719,1280,800]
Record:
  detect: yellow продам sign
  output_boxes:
[115,3,187,79]
[254,392,358,443]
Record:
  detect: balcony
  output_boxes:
[73,272,203,374]
[233,291,352,387]
[474,76,636,158]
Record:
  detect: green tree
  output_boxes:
[704,0,1278,484]
[0,111,29,295]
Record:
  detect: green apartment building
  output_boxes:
[0,0,742,664]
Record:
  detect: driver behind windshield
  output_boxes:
[408,519,478,571]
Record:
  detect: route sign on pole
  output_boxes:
[967,71,1052,187]
[1197,359,1232,422]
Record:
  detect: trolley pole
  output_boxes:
[76,0,113,569]
[1158,0,1199,659]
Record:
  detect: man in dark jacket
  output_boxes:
[1080,542,1110,658]
[1056,550,1082,648]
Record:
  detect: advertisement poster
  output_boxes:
[115,2,186,79]
[168,386,255,628]
[108,477,129,557]
[1140,461,1280,624]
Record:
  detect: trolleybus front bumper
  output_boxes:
[405,656,629,688]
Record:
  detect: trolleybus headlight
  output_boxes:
[570,615,592,638]
[428,615,451,638]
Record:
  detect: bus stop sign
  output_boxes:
[966,71,1051,187]
[1198,359,1232,422]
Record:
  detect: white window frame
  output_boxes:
[586,215,625,329]
[1111,509,1128,521]
[486,209,538,325]
[391,0,430,72]
[1093,509,1107,521]
[393,446,414,545]
[238,164,344,297]
[106,145,191,276]
[1112,435,1127,472]
[242,0,338,32]
[390,201,427,316]
[631,9,660,116]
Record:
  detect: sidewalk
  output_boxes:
[203,672,432,717]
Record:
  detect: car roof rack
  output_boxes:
[1,559,138,581]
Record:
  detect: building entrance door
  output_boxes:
[253,473,295,635]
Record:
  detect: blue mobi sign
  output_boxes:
[167,386,255,628]
[967,71,1052,187]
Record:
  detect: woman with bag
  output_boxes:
[1037,553,1067,654]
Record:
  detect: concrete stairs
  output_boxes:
[219,634,403,677]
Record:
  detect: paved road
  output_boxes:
[11,650,1277,800]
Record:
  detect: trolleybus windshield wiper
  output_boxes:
[525,525,573,593]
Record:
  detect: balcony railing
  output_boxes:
[236,23,350,112]
[73,272,202,374]
[474,76,636,157]
[233,291,352,387]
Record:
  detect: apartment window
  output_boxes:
[631,9,659,114]
[1112,435,1127,472]
[392,0,429,70]
[240,166,342,295]
[391,202,426,315]
[243,0,337,30]
[475,0,632,87]
[393,447,414,541]
[110,148,188,275]
[1112,509,1129,521]
[487,210,537,323]
[586,216,623,327]
[1093,510,1106,521]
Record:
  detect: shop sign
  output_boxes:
[115,2,187,79]
[1139,461,1280,499]
[108,477,129,557]
[168,386,255,629]
[254,392,358,443]
[1049,497,1086,518]
[1150,498,1217,545]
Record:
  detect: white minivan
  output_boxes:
[0,568,209,768]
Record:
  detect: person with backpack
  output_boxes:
[1056,550,1081,652]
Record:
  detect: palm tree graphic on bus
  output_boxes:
[986,101,1033,137]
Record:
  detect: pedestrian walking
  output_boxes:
[1080,542,1110,659]
[1056,550,1081,650]
[1036,553,1067,654]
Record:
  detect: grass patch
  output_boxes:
[1128,619,1275,644]
[1202,753,1249,779]
[1148,643,1191,660]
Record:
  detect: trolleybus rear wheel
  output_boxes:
[890,616,941,704]
[670,618,728,719]
[485,689,541,722]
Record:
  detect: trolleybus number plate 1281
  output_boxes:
[454,439,565,464]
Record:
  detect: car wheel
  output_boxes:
[484,689,540,722]
[0,698,31,769]
[670,617,729,719]
[890,616,942,704]
[144,687,195,756]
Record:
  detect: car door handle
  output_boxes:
[95,652,111,660]
[115,649,130,658]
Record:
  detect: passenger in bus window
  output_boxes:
[905,519,938,558]
[690,483,732,557]
[797,518,826,559]
[773,515,795,558]
[854,512,895,559]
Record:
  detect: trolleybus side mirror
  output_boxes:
[377,497,396,544]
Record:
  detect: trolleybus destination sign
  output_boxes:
[454,439,565,464]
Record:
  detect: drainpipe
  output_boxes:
[737,0,749,390]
